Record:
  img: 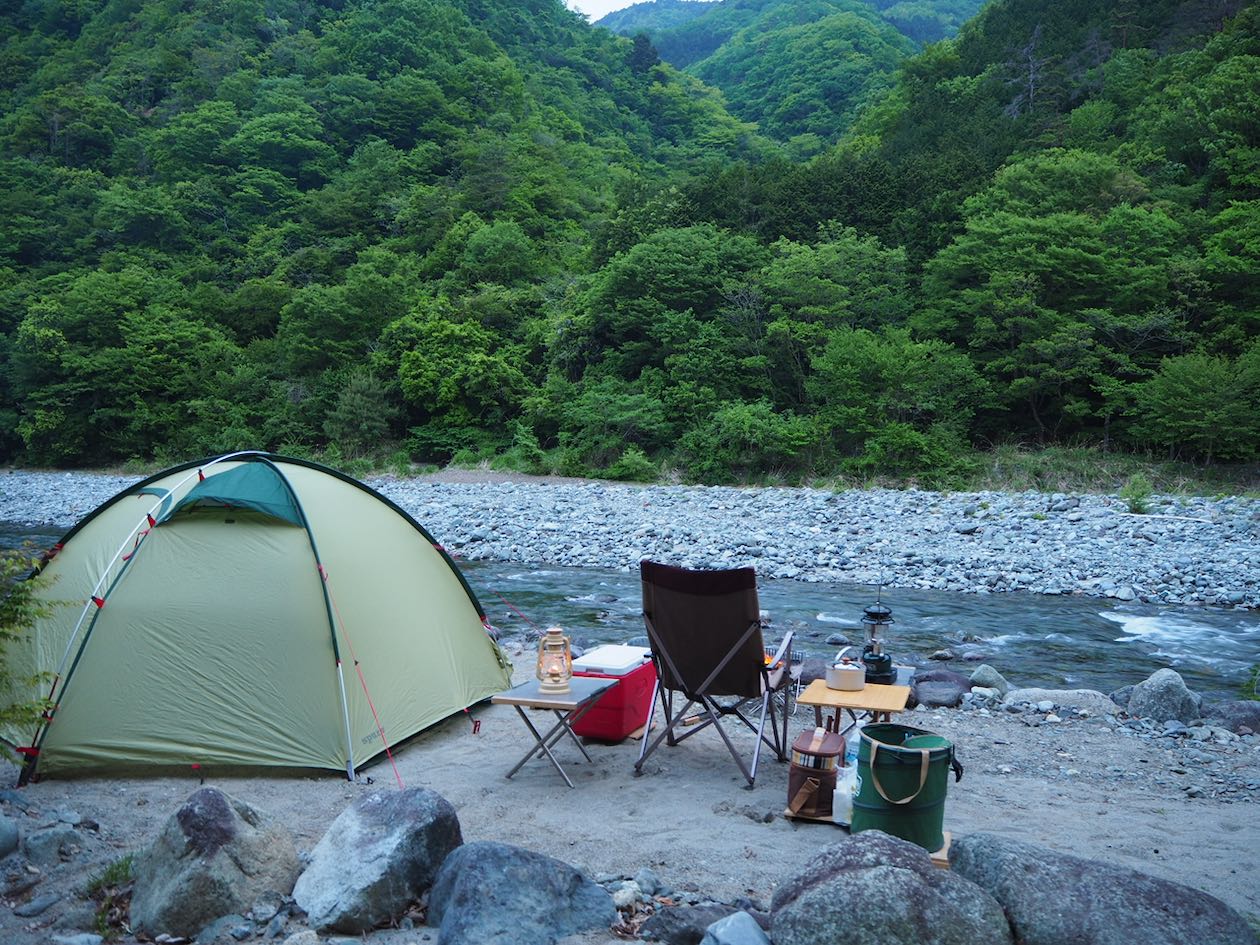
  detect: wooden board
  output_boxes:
[796,679,912,715]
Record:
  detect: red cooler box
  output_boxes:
[571,645,656,741]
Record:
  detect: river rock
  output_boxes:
[0,814,18,858]
[911,670,973,708]
[1201,699,1260,735]
[700,910,771,945]
[1127,669,1200,723]
[1002,688,1117,716]
[13,891,61,916]
[292,788,461,934]
[428,841,615,945]
[130,788,300,938]
[770,831,1012,945]
[968,665,1011,696]
[949,832,1255,945]
[1109,685,1133,710]
[640,904,759,945]
[24,824,81,866]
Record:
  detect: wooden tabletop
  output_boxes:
[796,678,911,715]
[491,675,616,711]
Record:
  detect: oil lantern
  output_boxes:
[536,626,573,694]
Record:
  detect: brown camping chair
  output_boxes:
[635,560,793,788]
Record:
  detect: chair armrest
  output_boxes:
[763,629,794,690]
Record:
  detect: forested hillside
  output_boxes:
[596,0,714,34]
[2,0,1258,484]
[598,0,986,143]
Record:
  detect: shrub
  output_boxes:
[845,422,978,489]
[490,422,547,474]
[1241,664,1258,701]
[87,854,135,940]
[0,548,53,759]
[1120,472,1153,514]
[679,401,816,484]
[606,445,658,482]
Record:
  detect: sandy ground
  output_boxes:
[2,651,1258,944]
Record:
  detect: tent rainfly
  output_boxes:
[2,452,511,783]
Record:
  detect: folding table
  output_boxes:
[796,679,911,734]
[491,676,616,788]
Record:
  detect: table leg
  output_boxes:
[506,706,575,788]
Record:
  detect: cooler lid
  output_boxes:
[791,727,845,757]
[572,644,652,675]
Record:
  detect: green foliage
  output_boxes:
[679,400,816,484]
[556,377,673,468]
[86,854,135,941]
[323,369,399,459]
[604,0,983,141]
[0,547,52,757]
[1120,472,1154,514]
[1130,347,1260,463]
[489,421,548,475]
[0,0,1256,491]
[845,421,978,488]
[1242,664,1259,701]
[606,444,659,482]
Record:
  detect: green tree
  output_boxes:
[1131,347,1260,462]
[323,368,399,458]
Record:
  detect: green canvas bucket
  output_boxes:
[851,723,962,852]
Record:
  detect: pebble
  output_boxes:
[13,891,61,916]
[2,473,1257,608]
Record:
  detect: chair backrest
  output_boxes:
[640,560,765,699]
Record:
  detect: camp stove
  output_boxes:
[860,598,896,685]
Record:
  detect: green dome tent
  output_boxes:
[3,452,511,782]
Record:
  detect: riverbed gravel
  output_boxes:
[2,469,1256,610]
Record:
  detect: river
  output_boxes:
[5,523,1255,702]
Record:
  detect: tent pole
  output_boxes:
[335,659,356,781]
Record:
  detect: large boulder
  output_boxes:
[1127,669,1200,723]
[428,841,615,945]
[911,670,973,709]
[770,831,1012,945]
[130,788,299,938]
[292,787,461,933]
[1002,688,1117,716]
[1201,699,1260,734]
[949,832,1255,945]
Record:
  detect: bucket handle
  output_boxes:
[868,741,930,806]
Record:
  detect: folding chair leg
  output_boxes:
[778,689,789,760]
[747,691,772,787]
[708,706,755,788]
[636,681,662,770]
[637,691,702,775]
